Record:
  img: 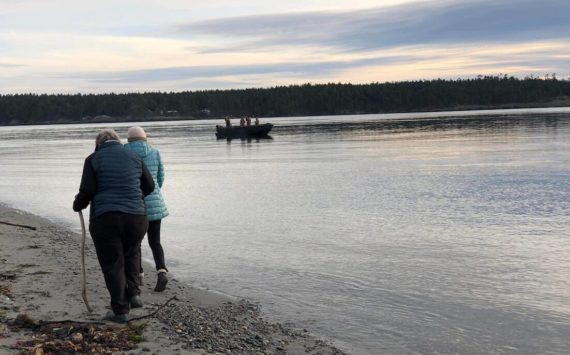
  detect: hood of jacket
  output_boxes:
[124,139,152,158]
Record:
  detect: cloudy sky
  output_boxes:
[1,0,568,94]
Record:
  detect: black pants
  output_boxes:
[90,212,148,315]
[140,219,168,273]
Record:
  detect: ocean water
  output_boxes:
[1,107,569,354]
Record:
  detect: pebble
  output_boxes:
[156,299,346,355]
[70,332,83,342]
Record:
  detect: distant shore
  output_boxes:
[2,97,570,127]
[0,204,345,354]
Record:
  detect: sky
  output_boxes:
[1,0,569,94]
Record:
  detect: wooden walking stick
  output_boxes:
[78,211,93,313]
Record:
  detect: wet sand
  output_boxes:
[0,205,345,354]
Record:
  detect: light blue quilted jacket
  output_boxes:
[124,140,169,221]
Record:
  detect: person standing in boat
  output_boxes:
[246,117,251,126]
[254,117,260,125]
[124,127,170,292]
[240,117,245,126]
[224,116,231,127]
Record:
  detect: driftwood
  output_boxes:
[13,294,177,327]
[36,319,106,326]
[0,220,36,230]
[128,295,178,322]
[11,314,106,329]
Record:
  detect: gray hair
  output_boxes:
[95,129,120,146]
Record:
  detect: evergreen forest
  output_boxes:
[1,76,569,125]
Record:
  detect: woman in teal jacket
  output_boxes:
[125,126,169,292]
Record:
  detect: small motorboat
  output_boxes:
[215,123,273,139]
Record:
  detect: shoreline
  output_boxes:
[1,101,570,127]
[0,204,346,354]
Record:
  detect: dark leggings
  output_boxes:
[140,219,167,273]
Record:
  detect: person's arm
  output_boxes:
[141,162,155,196]
[73,155,97,211]
[157,151,165,188]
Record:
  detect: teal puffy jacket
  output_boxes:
[124,140,169,221]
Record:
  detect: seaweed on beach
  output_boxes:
[10,317,147,355]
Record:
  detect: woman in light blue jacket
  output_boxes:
[125,126,169,292]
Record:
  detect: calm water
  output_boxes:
[1,108,570,354]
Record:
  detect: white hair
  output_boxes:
[95,129,120,146]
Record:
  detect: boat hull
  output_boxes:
[216,123,273,139]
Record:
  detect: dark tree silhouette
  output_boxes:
[1,76,569,125]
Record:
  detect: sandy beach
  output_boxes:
[0,204,345,354]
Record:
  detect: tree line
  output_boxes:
[1,75,569,125]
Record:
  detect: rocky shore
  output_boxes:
[0,205,346,354]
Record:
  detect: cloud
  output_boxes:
[12,40,569,94]
[61,54,430,84]
[2,0,570,93]
[172,0,570,53]
[0,63,26,68]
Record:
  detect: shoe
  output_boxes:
[103,311,128,324]
[130,295,143,308]
[154,272,168,292]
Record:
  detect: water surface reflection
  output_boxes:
[0,108,569,354]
